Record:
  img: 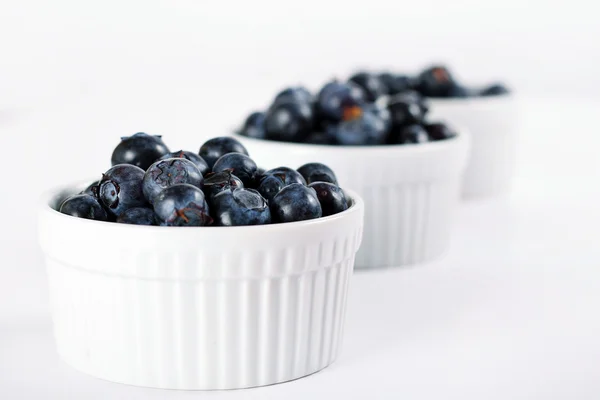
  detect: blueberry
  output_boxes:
[116,207,157,225]
[379,73,413,95]
[415,65,455,97]
[59,194,108,221]
[81,180,100,196]
[264,100,313,142]
[447,84,471,98]
[153,184,212,226]
[212,188,271,226]
[143,158,204,204]
[316,81,366,122]
[305,131,335,145]
[390,124,429,144]
[425,122,456,141]
[348,72,386,102]
[158,150,209,176]
[297,162,338,185]
[97,164,147,217]
[257,167,307,202]
[273,86,313,105]
[202,170,244,200]
[199,137,249,169]
[480,83,510,96]
[328,108,388,145]
[308,182,348,216]
[111,132,170,170]
[212,153,257,186]
[239,112,266,139]
[387,91,428,129]
[365,102,392,133]
[270,183,322,223]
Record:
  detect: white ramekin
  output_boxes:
[38,184,364,390]
[234,132,470,269]
[426,94,519,199]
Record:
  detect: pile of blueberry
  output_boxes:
[238,64,508,146]
[58,134,349,226]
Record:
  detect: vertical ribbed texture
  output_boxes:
[45,231,359,390]
[354,179,459,269]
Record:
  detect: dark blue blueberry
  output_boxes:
[111,132,170,170]
[143,158,203,204]
[212,188,271,226]
[116,207,157,225]
[239,112,266,139]
[297,162,338,185]
[199,137,249,169]
[159,150,209,176]
[97,164,147,217]
[153,184,212,226]
[202,170,244,200]
[328,109,388,145]
[415,65,456,97]
[273,86,313,105]
[212,153,258,186]
[81,180,100,196]
[480,83,510,96]
[387,91,428,129]
[257,167,307,202]
[305,131,335,145]
[348,72,386,102]
[390,124,429,144]
[425,122,456,141]
[316,81,366,122]
[270,183,322,223]
[59,194,108,221]
[264,101,313,142]
[447,84,471,98]
[308,182,348,217]
[379,73,414,95]
[365,102,392,133]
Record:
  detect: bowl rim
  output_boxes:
[233,127,468,154]
[40,182,364,233]
[425,92,516,105]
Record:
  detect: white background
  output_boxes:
[1,1,600,399]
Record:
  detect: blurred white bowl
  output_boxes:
[38,184,364,390]
[427,94,519,198]
[235,131,470,269]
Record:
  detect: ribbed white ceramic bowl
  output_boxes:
[427,94,519,199]
[38,184,364,390]
[235,132,470,269]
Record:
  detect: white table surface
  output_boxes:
[1,97,599,399]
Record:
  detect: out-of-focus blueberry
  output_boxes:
[264,101,313,142]
[239,112,266,139]
[316,81,366,122]
[425,122,457,141]
[348,72,387,102]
